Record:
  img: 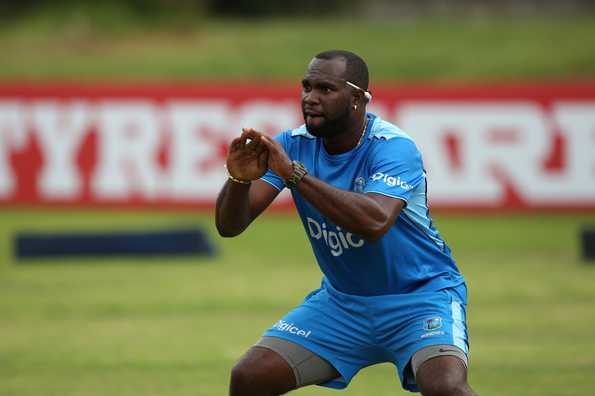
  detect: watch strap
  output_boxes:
[285,161,308,189]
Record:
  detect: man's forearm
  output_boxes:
[215,180,252,237]
[296,175,395,242]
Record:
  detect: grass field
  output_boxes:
[1,209,594,396]
[1,16,594,81]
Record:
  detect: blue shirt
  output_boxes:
[261,113,465,296]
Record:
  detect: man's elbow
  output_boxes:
[215,222,243,238]
[217,228,238,238]
[363,230,387,243]
[361,222,391,242]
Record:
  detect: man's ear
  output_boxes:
[351,92,362,109]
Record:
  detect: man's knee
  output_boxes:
[229,346,296,396]
[418,374,470,396]
[416,356,475,396]
[229,362,256,394]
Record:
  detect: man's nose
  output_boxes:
[303,90,320,105]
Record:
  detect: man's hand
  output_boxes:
[216,128,281,238]
[260,135,293,181]
[226,128,269,181]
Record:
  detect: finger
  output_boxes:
[248,139,262,152]
[261,136,281,154]
[260,135,274,149]
[244,132,265,151]
[238,131,250,148]
[254,140,267,154]
[240,128,259,148]
[241,127,259,137]
[258,149,269,169]
[229,137,243,151]
[242,127,261,134]
[243,128,264,142]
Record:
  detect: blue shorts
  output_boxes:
[262,279,469,392]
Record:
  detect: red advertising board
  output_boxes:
[1,82,594,211]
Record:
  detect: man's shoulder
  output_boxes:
[289,124,316,139]
[272,125,315,146]
[367,114,419,155]
[368,114,415,143]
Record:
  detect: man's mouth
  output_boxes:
[304,110,324,121]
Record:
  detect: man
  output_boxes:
[215,50,476,396]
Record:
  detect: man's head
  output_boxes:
[301,50,370,138]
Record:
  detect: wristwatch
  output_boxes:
[285,161,308,189]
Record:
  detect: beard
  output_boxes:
[303,106,352,138]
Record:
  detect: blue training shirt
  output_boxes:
[261,113,465,296]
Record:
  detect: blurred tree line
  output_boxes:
[0,0,353,20]
[1,0,593,20]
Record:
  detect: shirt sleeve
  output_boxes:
[363,137,425,203]
[260,130,291,191]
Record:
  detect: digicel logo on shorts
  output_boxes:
[273,320,312,338]
[306,217,364,257]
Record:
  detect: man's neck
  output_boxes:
[323,113,367,155]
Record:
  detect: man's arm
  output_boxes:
[215,179,279,237]
[296,177,404,242]
[260,135,404,242]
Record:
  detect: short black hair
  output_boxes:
[314,50,369,90]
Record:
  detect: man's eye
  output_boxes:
[303,85,312,92]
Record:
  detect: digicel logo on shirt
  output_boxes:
[306,217,364,257]
[371,172,413,190]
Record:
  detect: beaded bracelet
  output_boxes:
[224,164,251,185]
[228,174,251,185]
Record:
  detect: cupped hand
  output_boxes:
[260,135,293,181]
[226,128,269,181]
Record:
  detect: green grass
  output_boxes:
[1,209,594,395]
[1,8,594,395]
[1,16,594,81]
